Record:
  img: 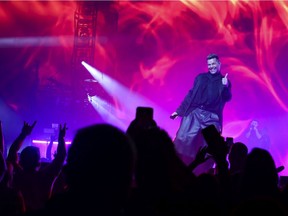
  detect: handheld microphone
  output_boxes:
[170,114,177,119]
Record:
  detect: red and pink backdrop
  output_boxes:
[0,1,287,174]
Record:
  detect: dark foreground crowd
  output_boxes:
[1,116,288,216]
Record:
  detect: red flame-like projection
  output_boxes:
[0,1,288,173]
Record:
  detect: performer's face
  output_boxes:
[207,58,221,74]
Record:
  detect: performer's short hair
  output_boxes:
[207,53,220,62]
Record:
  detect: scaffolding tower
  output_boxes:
[71,1,118,127]
[72,2,98,105]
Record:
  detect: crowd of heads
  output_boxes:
[0,110,288,216]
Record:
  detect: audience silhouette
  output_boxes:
[0,112,288,216]
[38,123,135,216]
[5,121,66,214]
[0,121,26,216]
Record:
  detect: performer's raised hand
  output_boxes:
[222,73,228,86]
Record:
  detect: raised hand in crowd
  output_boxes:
[21,121,37,137]
[58,123,67,140]
[52,123,67,163]
[6,121,37,166]
[46,135,56,161]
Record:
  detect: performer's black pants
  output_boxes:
[173,108,221,160]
